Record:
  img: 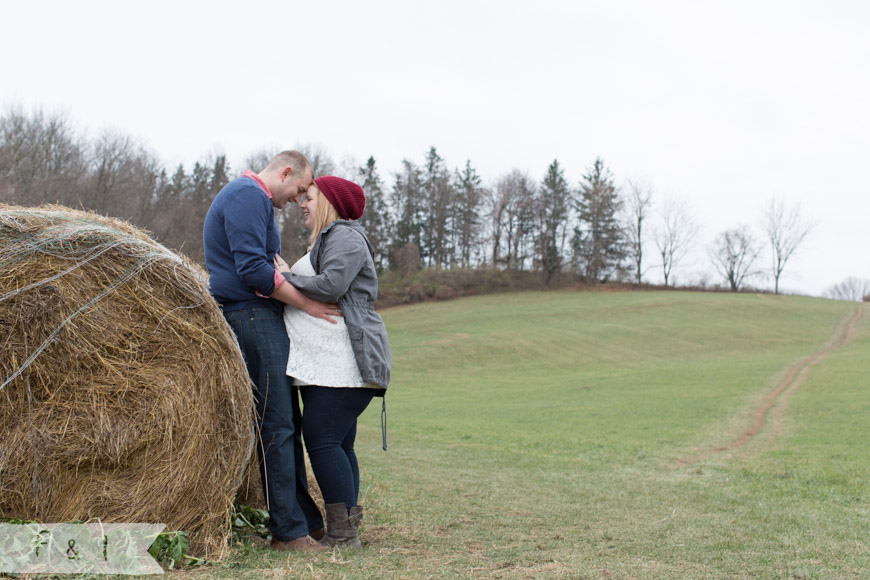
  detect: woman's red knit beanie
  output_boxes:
[314,176,366,220]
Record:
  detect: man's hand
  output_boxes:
[268,260,342,323]
[305,300,342,324]
[274,254,291,273]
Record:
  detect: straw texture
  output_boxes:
[0,204,255,559]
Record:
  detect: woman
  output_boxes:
[274,175,391,548]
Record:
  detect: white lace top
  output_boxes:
[283,253,368,388]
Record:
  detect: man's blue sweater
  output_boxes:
[203,176,283,313]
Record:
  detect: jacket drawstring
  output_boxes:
[381,398,387,451]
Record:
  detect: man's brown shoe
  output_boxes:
[270,535,327,552]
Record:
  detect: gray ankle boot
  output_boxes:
[322,503,363,548]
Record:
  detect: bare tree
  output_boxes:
[336,153,361,180]
[296,143,336,178]
[654,195,699,286]
[763,198,815,294]
[825,277,870,302]
[709,225,762,291]
[488,175,510,268]
[624,179,653,284]
[243,150,272,173]
[390,159,424,271]
[243,144,335,177]
[0,107,88,206]
[489,170,536,270]
[391,242,420,277]
[510,186,536,272]
[83,130,163,225]
[0,111,162,228]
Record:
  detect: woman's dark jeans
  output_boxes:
[300,386,375,511]
[224,305,323,541]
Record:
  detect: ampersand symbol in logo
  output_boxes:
[66,538,80,560]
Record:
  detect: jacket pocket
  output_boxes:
[346,322,368,377]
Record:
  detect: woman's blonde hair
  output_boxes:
[307,184,340,249]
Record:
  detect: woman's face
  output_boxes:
[301,184,319,230]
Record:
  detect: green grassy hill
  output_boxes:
[224,290,869,579]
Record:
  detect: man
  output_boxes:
[203,150,336,552]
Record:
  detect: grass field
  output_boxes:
[178,291,869,578]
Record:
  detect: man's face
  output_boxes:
[272,167,313,209]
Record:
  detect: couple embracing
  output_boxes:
[203,151,391,552]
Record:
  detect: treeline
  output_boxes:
[0,109,227,263]
[0,109,631,284]
[3,108,857,300]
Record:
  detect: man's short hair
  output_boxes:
[266,150,311,176]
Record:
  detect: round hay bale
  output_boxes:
[0,204,255,559]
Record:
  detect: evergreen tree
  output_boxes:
[358,156,393,272]
[421,147,453,268]
[166,164,189,206]
[167,163,191,232]
[453,160,485,268]
[149,164,189,253]
[537,160,571,284]
[210,155,230,198]
[572,158,626,282]
[190,161,211,205]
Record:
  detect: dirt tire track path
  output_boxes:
[677,304,864,466]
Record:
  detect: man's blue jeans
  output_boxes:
[224,305,323,541]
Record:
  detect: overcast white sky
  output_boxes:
[2,0,868,296]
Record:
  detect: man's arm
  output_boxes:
[270,280,341,324]
[224,187,281,295]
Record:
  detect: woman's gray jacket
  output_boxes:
[283,220,391,392]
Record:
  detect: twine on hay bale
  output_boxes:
[0,204,255,559]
